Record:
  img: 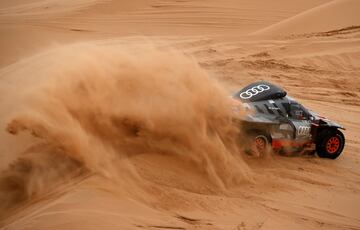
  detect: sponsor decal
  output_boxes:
[239,84,270,99]
[268,106,280,110]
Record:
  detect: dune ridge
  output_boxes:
[253,0,360,36]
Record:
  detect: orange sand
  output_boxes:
[0,1,360,229]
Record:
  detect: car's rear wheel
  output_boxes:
[316,129,345,159]
[246,130,271,157]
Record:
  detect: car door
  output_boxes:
[288,104,312,139]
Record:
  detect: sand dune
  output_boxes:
[0,0,332,67]
[1,1,360,230]
[253,0,360,36]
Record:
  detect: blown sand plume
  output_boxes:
[0,44,251,223]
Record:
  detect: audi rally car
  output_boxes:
[232,81,345,159]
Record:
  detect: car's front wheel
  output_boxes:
[316,129,345,159]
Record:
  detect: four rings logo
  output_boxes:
[297,126,311,136]
[239,84,270,99]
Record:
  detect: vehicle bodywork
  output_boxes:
[232,81,345,158]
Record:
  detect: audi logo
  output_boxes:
[297,126,311,136]
[239,84,270,99]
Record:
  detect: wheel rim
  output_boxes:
[326,136,340,154]
[254,136,266,151]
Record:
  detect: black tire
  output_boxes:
[316,129,345,159]
[245,130,271,157]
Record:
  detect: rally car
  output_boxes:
[232,81,345,159]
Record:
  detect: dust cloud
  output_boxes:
[0,44,251,219]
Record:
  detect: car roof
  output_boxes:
[233,81,287,102]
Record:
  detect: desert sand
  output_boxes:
[0,0,360,229]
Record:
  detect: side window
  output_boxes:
[290,104,309,120]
